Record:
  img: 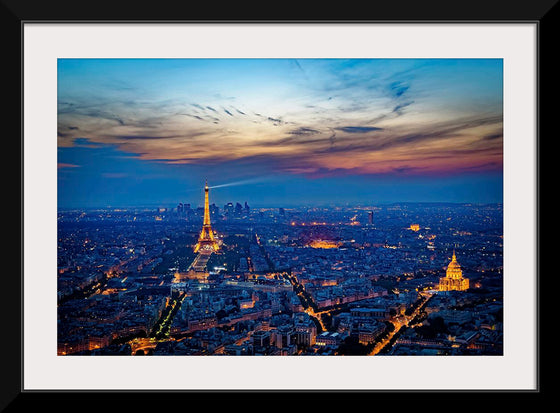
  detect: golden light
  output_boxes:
[308,240,341,249]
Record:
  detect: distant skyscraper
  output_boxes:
[210,203,219,216]
[184,203,192,221]
[279,207,285,216]
[368,211,373,225]
[235,202,243,216]
[438,250,469,291]
[224,202,234,215]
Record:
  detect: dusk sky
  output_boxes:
[57,58,503,208]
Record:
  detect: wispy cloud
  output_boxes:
[392,101,414,116]
[335,126,383,134]
[288,127,320,135]
[58,163,80,169]
[57,58,503,178]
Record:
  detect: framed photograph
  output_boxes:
[8,0,551,406]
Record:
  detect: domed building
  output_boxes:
[438,250,469,292]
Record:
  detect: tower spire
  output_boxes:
[194,180,219,253]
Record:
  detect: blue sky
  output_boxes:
[57,58,503,208]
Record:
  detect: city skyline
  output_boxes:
[58,58,503,208]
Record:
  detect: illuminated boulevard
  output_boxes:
[150,292,187,339]
[368,291,434,356]
[284,267,436,355]
[282,272,327,331]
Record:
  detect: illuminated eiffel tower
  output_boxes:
[194,180,219,253]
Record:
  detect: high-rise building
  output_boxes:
[438,250,469,291]
[184,203,192,221]
[368,210,373,225]
[210,203,219,216]
[235,202,243,216]
[224,202,234,215]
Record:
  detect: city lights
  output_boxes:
[58,202,503,356]
[56,58,504,357]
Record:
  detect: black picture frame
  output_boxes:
[6,0,553,408]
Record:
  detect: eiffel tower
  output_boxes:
[194,180,219,253]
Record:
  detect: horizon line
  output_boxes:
[57,201,504,211]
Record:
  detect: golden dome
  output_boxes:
[448,251,460,268]
[439,249,469,291]
[446,250,463,279]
